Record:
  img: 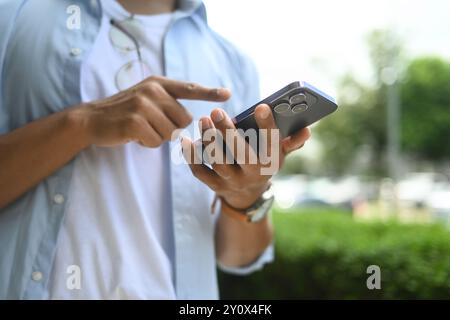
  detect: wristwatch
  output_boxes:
[217,184,275,223]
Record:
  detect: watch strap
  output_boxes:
[218,196,252,223]
[211,183,273,223]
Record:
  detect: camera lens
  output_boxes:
[292,103,308,113]
[290,93,307,105]
[274,103,291,114]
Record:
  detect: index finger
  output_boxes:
[152,76,231,102]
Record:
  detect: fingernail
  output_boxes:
[171,129,181,141]
[212,109,224,122]
[199,118,212,132]
[297,142,306,149]
[259,106,271,120]
[218,88,231,96]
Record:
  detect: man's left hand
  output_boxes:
[181,104,310,210]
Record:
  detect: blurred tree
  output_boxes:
[401,57,450,160]
[312,74,386,176]
[295,30,450,177]
[312,30,403,177]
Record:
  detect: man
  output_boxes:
[0,0,310,299]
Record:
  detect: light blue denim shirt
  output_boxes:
[0,0,273,299]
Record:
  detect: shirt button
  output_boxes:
[31,271,43,282]
[53,194,65,204]
[70,47,82,56]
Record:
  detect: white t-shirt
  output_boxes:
[48,0,176,299]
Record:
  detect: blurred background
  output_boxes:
[203,0,450,299]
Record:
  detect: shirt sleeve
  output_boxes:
[217,243,274,276]
[0,0,26,134]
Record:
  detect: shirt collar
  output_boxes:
[178,0,203,12]
[95,0,206,23]
[174,0,206,22]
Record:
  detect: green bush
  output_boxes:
[218,208,450,299]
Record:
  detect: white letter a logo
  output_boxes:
[366,265,381,290]
[66,5,81,30]
[66,265,82,290]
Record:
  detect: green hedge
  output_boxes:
[218,208,450,299]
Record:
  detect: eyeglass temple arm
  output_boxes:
[110,19,143,62]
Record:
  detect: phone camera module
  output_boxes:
[289,93,307,105]
[292,103,309,113]
[274,102,291,114]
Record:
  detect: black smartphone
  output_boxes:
[233,81,338,138]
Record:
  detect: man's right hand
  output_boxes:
[0,76,230,209]
[73,76,231,148]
